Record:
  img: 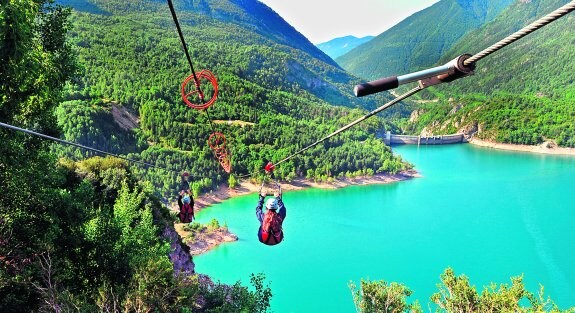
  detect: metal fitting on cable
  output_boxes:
[354,54,476,97]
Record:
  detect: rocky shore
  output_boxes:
[193,170,420,211]
[175,223,238,256]
[469,138,575,156]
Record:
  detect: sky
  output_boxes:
[259,0,440,44]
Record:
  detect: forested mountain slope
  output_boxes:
[438,0,575,96]
[1,1,273,310]
[55,0,409,196]
[404,0,575,147]
[336,0,514,80]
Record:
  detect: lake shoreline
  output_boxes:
[468,138,575,156]
[193,169,420,211]
[174,170,420,256]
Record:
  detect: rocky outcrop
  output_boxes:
[186,229,238,256]
[162,225,195,276]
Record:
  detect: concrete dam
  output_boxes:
[384,132,467,145]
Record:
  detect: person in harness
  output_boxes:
[256,191,286,245]
[177,190,195,223]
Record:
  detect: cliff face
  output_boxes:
[163,225,196,275]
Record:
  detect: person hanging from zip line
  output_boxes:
[256,191,286,245]
[177,189,195,223]
[256,163,286,245]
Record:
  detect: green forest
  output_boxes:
[1,1,273,311]
[2,0,575,311]
[51,1,410,198]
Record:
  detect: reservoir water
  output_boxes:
[194,144,575,312]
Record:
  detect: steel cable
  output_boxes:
[0,121,180,174]
[465,0,575,66]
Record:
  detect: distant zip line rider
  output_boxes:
[256,189,286,246]
[178,190,195,223]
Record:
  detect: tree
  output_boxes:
[1,0,77,310]
[431,268,575,313]
[349,279,422,313]
[228,174,238,188]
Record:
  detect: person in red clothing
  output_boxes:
[177,190,195,223]
[255,191,286,245]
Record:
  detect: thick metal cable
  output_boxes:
[166,0,221,144]
[0,121,179,174]
[465,0,575,66]
[274,86,423,167]
[167,0,199,81]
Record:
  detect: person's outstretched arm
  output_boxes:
[277,196,286,220]
[190,195,195,220]
[256,194,265,223]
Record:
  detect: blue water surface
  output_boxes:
[194,144,575,312]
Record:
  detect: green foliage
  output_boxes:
[349,279,421,313]
[351,269,575,313]
[196,273,272,313]
[1,0,79,310]
[228,174,238,188]
[54,99,143,158]
[431,268,575,313]
[406,94,575,147]
[50,6,407,199]
[184,221,202,232]
[207,218,220,231]
[183,219,225,244]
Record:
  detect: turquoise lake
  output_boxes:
[193,144,575,312]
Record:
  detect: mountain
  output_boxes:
[437,0,575,96]
[53,0,407,196]
[336,0,514,80]
[404,0,575,147]
[316,35,375,59]
[58,0,338,67]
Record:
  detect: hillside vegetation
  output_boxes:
[54,0,410,197]
[404,0,575,147]
[1,1,271,311]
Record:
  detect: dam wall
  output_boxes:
[384,132,466,145]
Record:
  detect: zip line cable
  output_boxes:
[166,0,199,84]
[167,0,232,173]
[464,0,575,66]
[166,0,218,135]
[273,86,423,168]
[0,121,180,174]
